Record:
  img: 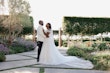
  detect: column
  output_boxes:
[59,28,62,47]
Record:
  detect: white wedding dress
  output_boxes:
[39,29,94,69]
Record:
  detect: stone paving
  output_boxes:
[45,68,110,73]
[0,47,110,73]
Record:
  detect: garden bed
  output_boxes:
[67,42,110,70]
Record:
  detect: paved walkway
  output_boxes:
[0,47,110,73]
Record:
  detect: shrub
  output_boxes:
[15,38,37,49]
[92,43,98,49]
[82,39,89,42]
[54,39,58,46]
[9,38,37,54]
[67,46,87,58]
[9,45,26,54]
[9,42,35,54]
[62,40,67,47]
[104,37,110,41]
[67,44,110,70]
[98,43,108,51]
[88,55,110,70]
[91,42,110,51]
[83,47,97,53]
[0,43,9,54]
[0,51,6,62]
[54,39,68,47]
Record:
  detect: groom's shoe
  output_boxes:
[37,59,39,62]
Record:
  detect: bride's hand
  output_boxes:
[45,32,49,38]
[46,35,49,38]
[42,29,49,38]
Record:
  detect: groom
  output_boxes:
[36,20,45,62]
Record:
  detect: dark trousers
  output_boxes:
[37,41,43,61]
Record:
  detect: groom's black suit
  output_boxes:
[37,41,43,62]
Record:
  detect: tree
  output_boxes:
[20,16,33,35]
[2,0,31,45]
[0,0,4,6]
[63,17,82,46]
[0,0,8,42]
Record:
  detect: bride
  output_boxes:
[39,23,94,69]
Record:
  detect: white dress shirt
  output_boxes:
[37,25,45,42]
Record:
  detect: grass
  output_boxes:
[39,68,44,73]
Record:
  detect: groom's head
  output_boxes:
[39,20,43,26]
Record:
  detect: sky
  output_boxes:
[1,0,110,30]
[29,0,110,30]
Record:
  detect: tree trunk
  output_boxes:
[67,35,70,47]
[80,34,83,43]
[100,33,103,42]
[8,17,12,46]
[8,24,12,46]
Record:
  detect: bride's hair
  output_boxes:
[47,23,51,29]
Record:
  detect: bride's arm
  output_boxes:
[43,29,49,38]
